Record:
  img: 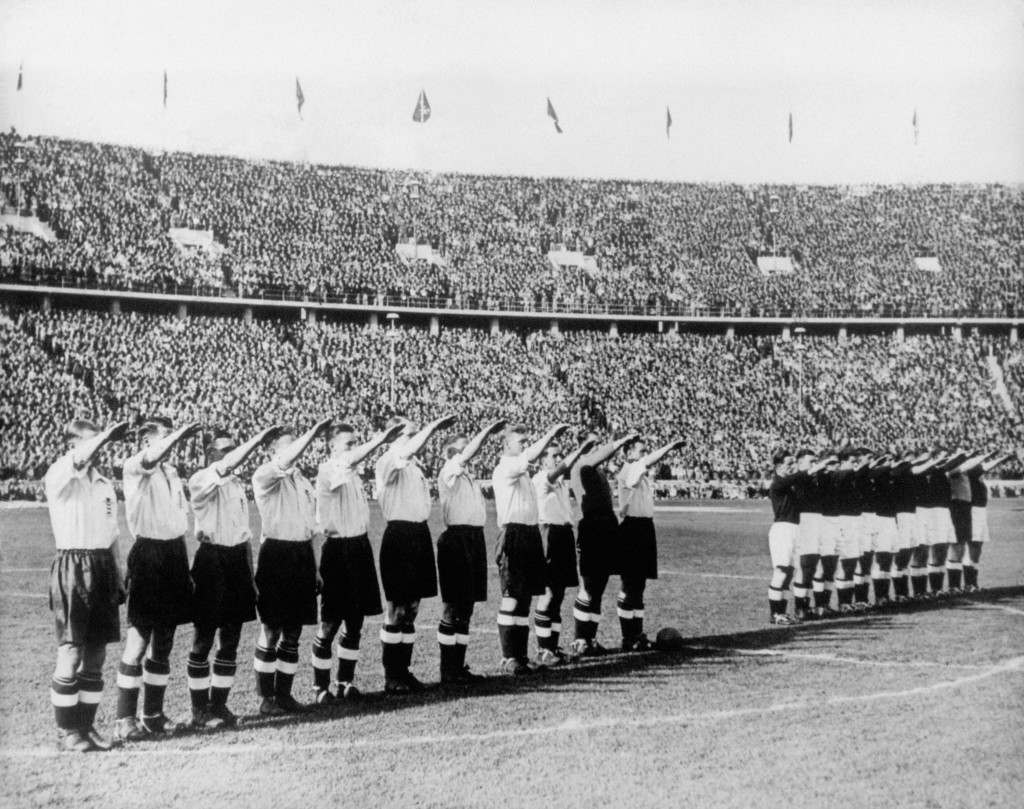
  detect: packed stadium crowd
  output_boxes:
[2,303,1022,495]
[2,131,1022,316]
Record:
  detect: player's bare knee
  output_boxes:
[54,643,82,678]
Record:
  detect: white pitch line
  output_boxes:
[3,655,1021,761]
[0,567,49,573]
[682,644,991,670]
[0,591,47,599]
[966,602,1024,618]
[660,569,762,581]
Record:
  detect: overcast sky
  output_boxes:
[1,0,1022,183]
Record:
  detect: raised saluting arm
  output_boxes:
[72,421,130,469]
[140,422,202,470]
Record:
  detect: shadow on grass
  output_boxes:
[164,584,1024,736]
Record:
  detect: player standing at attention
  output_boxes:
[852,449,879,610]
[812,455,842,617]
[926,450,965,596]
[868,456,899,607]
[615,437,685,649]
[791,449,826,621]
[436,419,507,684]
[570,431,638,655]
[375,414,457,694]
[891,453,926,603]
[312,422,404,703]
[832,448,867,614]
[964,451,1013,591]
[767,449,828,624]
[186,426,282,729]
[251,419,331,715]
[45,419,129,752]
[116,417,201,741]
[909,451,945,598]
[491,423,571,674]
[532,438,594,665]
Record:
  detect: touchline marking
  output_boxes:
[681,644,990,670]
[3,655,1021,760]
[0,567,49,573]
[660,569,762,581]
[0,591,46,599]
[966,603,1024,618]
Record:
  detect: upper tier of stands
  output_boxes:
[2,130,1022,318]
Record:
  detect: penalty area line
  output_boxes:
[682,644,992,670]
[3,656,1021,760]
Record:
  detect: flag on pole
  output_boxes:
[546,97,562,133]
[666,106,672,140]
[163,70,168,108]
[788,111,793,143]
[296,77,305,118]
[412,89,431,123]
[17,63,23,91]
[912,108,919,145]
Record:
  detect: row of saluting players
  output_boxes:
[766,445,1012,625]
[44,415,686,753]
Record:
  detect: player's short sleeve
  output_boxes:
[123,451,156,479]
[532,470,553,497]
[330,454,358,489]
[496,455,530,483]
[43,454,84,500]
[619,461,645,489]
[440,457,465,488]
[188,466,226,502]
[252,462,286,497]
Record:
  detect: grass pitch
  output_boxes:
[1,500,1022,809]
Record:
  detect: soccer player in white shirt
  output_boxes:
[251,418,332,715]
[185,425,282,729]
[615,437,685,650]
[964,451,1013,590]
[374,413,457,694]
[45,419,129,753]
[491,423,570,675]
[311,421,404,703]
[115,417,201,742]
[531,438,594,666]
[436,419,507,684]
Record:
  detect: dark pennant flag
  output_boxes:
[788,111,793,143]
[547,97,562,133]
[413,89,431,123]
[666,106,672,140]
[912,108,919,145]
[296,77,305,118]
[163,70,167,108]
[17,63,23,91]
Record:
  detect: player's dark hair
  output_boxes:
[138,416,174,441]
[328,423,356,440]
[771,448,792,466]
[63,418,101,441]
[505,424,529,438]
[796,448,815,460]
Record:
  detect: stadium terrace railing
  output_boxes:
[1,269,1022,325]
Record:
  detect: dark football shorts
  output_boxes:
[576,514,619,579]
[617,516,658,580]
[191,542,257,628]
[255,538,317,627]
[379,520,438,603]
[437,525,488,606]
[126,536,193,629]
[319,534,384,621]
[949,501,972,545]
[541,523,579,589]
[50,547,121,645]
[496,523,546,601]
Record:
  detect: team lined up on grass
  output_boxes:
[766,445,1013,625]
[43,415,683,753]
